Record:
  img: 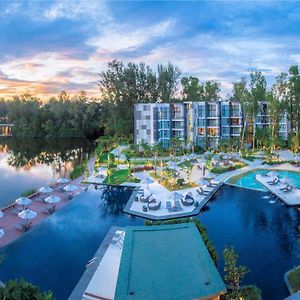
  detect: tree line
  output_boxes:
[99,60,300,151]
[1,60,299,148]
[0,91,103,139]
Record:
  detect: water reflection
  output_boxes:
[100,186,133,216]
[200,184,300,299]
[0,138,95,206]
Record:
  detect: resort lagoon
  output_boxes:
[0,183,299,299]
[0,138,95,207]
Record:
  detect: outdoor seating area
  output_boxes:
[256,172,300,205]
[0,177,82,247]
[126,172,221,220]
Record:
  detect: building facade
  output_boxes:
[134,101,290,148]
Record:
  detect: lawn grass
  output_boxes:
[103,169,140,185]
[150,172,197,191]
[288,267,300,292]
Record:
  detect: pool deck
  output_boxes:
[0,182,85,248]
[69,226,124,300]
[123,173,223,220]
[0,156,98,248]
[256,174,300,206]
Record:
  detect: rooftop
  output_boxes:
[114,223,226,300]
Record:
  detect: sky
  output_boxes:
[1,0,300,99]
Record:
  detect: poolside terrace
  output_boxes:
[123,172,222,220]
[69,226,125,300]
[0,182,85,248]
[256,173,300,205]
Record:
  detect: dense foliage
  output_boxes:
[0,91,102,139]
[0,279,53,300]
[99,60,181,136]
[1,61,299,153]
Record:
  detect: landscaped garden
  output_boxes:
[103,169,140,185]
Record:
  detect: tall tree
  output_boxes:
[288,66,300,139]
[232,77,251,146]
[157,62,181,102]
[249,71,267,150]
[181,76,202,101]
[203,81,220,102]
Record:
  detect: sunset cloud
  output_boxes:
[0,1,300,99]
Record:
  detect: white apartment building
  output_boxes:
[134,101,290,149]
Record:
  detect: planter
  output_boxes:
[284,266,300,295]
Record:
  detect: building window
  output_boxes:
[198,105,205,118]
[221,105,229,117]
[198,128,205,136]
[222,127,229,135]
[198,119,205,126]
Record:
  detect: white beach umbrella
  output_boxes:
[141,178,155,186]
[39,186,53,194]
[168,165,180,171]
[18,209,37,221]
[97,167,107,176]
[97,166,107,173]
[0,211,3,218]
[0,228,4,238]
[204,173,216,180]
[63,184,78,192]
[167,160,177,167]
[168,191,183,201]
[111,149,121,156]
[44,195,61,204]
[188,153,198,160]
[57,177,70,184]
[15,197,31,207]
[197,178,210,186]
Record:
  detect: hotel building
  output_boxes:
[134,101,290,149]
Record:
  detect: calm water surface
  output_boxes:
[0,138,95,207]
[200,184,300,300]
[0,184,299,299]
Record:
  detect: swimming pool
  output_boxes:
[200,185,300,300]
[0,184,299,299]
[227,169,300,191]
[0,186,143,300]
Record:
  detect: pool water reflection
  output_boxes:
[0,184,299,300]
[200,184,300,300]
[0,186,142,300]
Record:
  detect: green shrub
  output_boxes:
[21,189,37,197]
[288,266,300,292]
[211,162,247,174]
[225,285,261,300]
[145,218,218,264]
[0,279,53,300]
[70,160,87,180]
